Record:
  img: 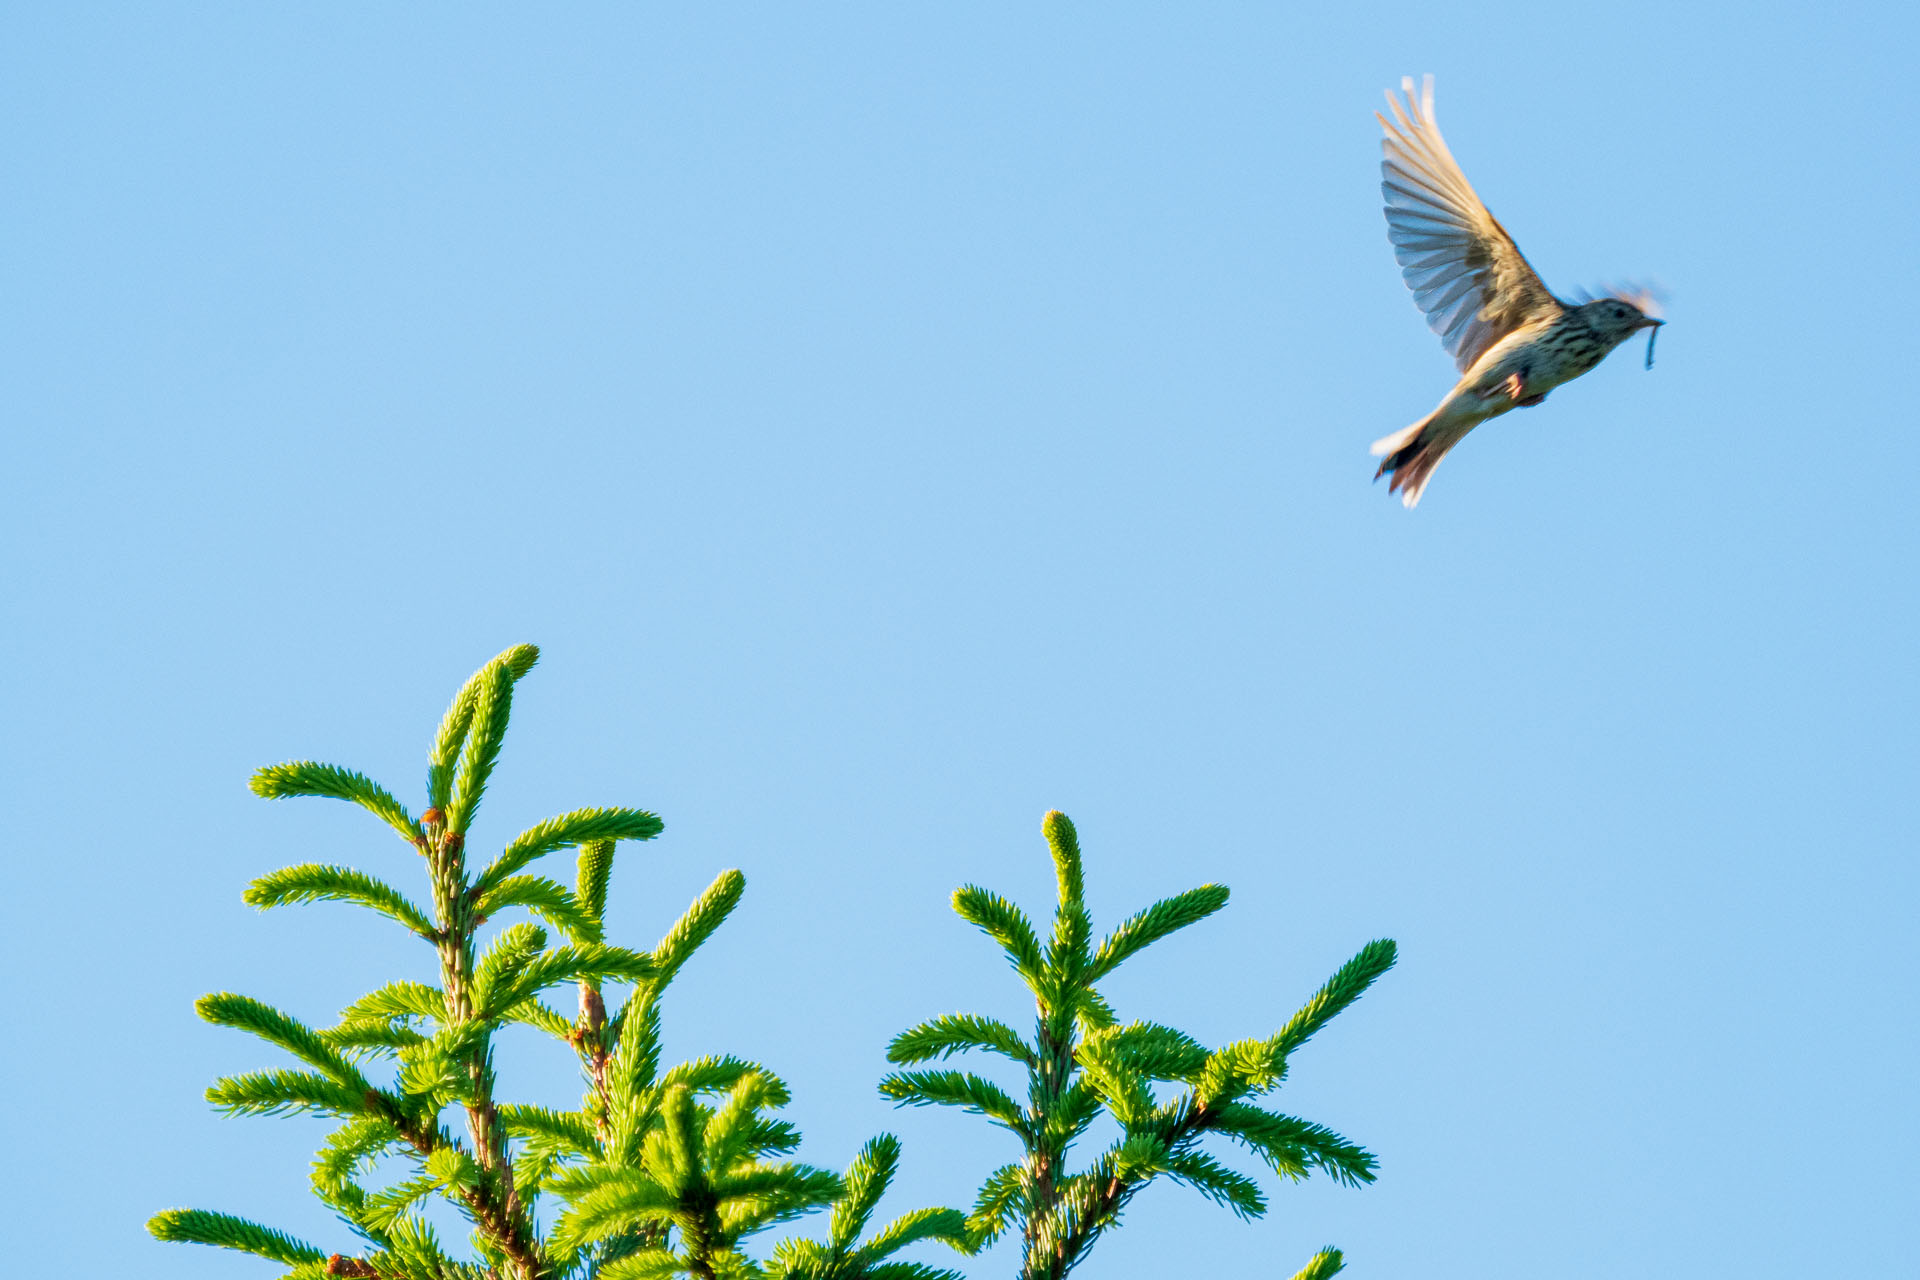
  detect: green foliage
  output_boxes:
[887,1015,1036,1068]
[574,838,617,941]
[1042,811,1083,910]
[1206,1103,1378,1186]
[880,811,1396,1280]
[771,1136,972,1280]
[156,648,967,1280]
[474,875,593,938]
[337,980,447,1025]
[950,888,1045,983]
[478,942,654,1019]
[1287,1248,1347,1280]
[448,658,516,835]
[250,761,417,842]
[245,863,437,937]
[877,1071,1028,1134]
[1089,1021,1209,1082]
[549,1076,844,1274]
[472,922,551,1013]
[155,653,1394,1280]
[1084,884,1231,982]
[148,1209,324,1266]
[961,1164,1027,1247]
[1159,1149,1265,1218]
[427,648,510,812]
[499,1103,600,1157]
[1272,937,1400,1057]
[196,992,371,1091]
[833,1136,903,1251]
[650,869,745,987]
[477,806,664,897]
[206,1068,374,1119]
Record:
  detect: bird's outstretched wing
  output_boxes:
[1380,76,1561,372]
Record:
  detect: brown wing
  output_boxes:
[1380,76,1562,372]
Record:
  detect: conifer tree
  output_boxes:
[152,648,1394,1279]
[150,647,967,1280]
[881,812,1395,1280]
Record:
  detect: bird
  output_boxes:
[1371,75,1663,507]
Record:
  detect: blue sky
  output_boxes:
[3,5,1914,1277]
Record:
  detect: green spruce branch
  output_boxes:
[881,811,1395,1280]
[153,648,970,1280]
[152,650,1393,1280]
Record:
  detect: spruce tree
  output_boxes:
[152,648,1393,1279]
[882,813,1394,1280]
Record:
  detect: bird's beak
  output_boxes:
[1641,316,1665,330]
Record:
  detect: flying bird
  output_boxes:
[1372,76,1662,507]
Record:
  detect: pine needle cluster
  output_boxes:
[152,649,1394,1280]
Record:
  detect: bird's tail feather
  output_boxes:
[1370,416,1454,509]
[1369,421,1423,459]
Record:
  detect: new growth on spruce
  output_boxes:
[881,812,1395,1280]
[151,647,969,1280]
[152,648,1396,1279]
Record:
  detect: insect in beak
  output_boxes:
[1644,318,1664,369]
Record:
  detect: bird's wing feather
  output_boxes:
[1380,76,1561,372]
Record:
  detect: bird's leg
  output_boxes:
[1503,370,1548,408]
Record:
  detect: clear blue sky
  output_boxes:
[4,5,1914,1277]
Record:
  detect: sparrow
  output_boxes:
[1372,76,1663,507]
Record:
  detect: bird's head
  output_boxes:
[1581,296,1662,338]
[1574,287,1666,367]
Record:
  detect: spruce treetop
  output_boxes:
[152,649,1394,1280]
